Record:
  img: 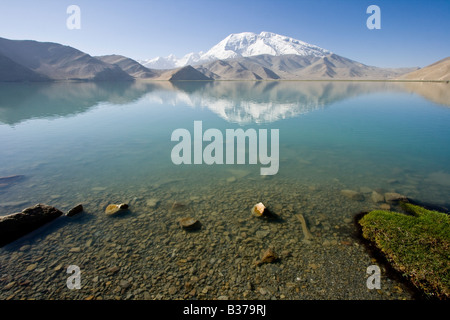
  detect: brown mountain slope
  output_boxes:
[194,54,417,80]
[95,55,161,79]
[0,53,49,82]
[152,65,212,81]
[195,59,280,80]
[399,57,450,81]
[0,37,132,81]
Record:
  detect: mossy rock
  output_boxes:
[359,203,449,299]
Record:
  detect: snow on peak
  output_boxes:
[141,31,331,69]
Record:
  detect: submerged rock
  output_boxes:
[251,202,266,217]
[146,198,159,208]
[179,217,201,231]
[119,280,131,290]
[384,192,407,203]
[66,204,83,217]
[371,191,385,203]
[226,176,237,183]
[255,230,270,238]
[107,266,120,274]
[256,248,279,266]
[296,213,314,241]
[359,187,373,194]
[105,203,129,216]
[341,190,365,201]
[251,202,279,220]
[0,204,63,246]
[171,202,187,212]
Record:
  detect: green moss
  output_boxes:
[359,203,450,299]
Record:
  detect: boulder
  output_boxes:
[0,204,63,246]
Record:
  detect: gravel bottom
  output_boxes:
[0,175,413,300]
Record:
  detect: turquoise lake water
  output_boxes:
[1,81,449,210]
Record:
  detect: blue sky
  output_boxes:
[0,0,449,68]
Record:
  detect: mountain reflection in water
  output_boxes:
[1,80,448,126]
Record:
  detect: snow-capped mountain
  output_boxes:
[140,52,205,69]
[140,31,331,69]
[140,54,178,69]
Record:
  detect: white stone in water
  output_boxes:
[252,202,266,216]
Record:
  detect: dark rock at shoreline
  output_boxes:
[0,203,63,246]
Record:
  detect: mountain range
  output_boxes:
[0,37,132,81]
[0,32,448,82]
[140,32,331,69]
[0,37,208,82]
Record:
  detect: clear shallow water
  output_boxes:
[0,81,449,300]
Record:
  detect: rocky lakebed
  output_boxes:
[0,172,425,300]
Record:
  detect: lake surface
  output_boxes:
[0,81,449,300]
